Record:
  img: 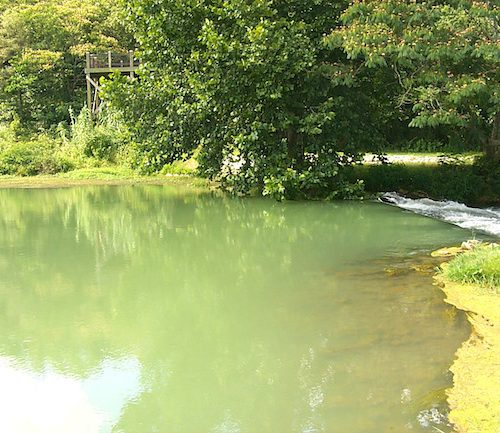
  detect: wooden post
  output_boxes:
[93,85,99,114]
[84,51,139,115]
[86,52,92,115]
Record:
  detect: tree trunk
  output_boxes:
[17,92,24,120]
[486,112,500,162]
[286,126,304,167]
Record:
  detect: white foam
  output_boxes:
[380,192,500,236]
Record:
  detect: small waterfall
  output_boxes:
[380,192,500,236]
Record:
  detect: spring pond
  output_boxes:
[0,185,478,433]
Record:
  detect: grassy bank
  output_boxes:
[0,167,213,189]
[0,118,203,189]
[434,244,500,433]
[444,246,500,291]
[1,125,499,205]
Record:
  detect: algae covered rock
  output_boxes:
[431,246,463,258]
[434,275,500,433]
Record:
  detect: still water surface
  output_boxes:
[0,186,476,433]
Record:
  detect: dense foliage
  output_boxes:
[0,105,131,175]
[103,0,499,198]
[105,0,387,198]
[0,0,498,200]
[351,158,500,206]
[327,0,500,155]
[0,0,133,129]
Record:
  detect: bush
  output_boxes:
[262,158,365,201]
[160,160,197,176]
[82,131,117,160]
[0,107,136,177]
[386,137,482,154]
[68,106,129,163]
[0,138,74,176]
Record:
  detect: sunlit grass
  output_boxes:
[444,246,500,292]
[59,167,137,180]
[0,170,214,189]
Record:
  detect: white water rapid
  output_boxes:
[380,192,500,237]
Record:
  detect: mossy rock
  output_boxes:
[435,275,500,433]
[384,267,410,277]
[431,246,463,258]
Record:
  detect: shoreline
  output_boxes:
[0,174,215,190]
[433,250,499,433]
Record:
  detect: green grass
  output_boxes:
[59,166,138,180]
[160,159,198,175]
[444,246,500,292]
[0,172,215,189]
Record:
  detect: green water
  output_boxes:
[0,186,473,433]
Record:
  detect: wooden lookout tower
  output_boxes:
[85,51,140,115]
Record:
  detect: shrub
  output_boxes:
[263,158,365,201]
[160,160,197,176]
[68,106,130,163]
[82,130,117,160]
[0,107,136,177]
[0,139,74,176]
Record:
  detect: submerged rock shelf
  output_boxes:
[434,260,500,433]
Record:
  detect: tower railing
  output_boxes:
[84,51,140,114]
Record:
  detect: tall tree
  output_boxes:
[326,0,500,159]
[105,0,385,198]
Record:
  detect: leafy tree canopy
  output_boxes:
[105,0,385,198]
[326,0,500,150]
[0,0,134,128]
[107,0,500,197]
